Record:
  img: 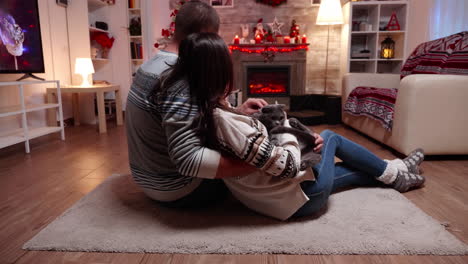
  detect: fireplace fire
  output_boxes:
[247,66,290,97]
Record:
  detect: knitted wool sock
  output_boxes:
[392,170,425,193]
[384,159,407,172]
[403,148,425,174]
[376,161,399,185]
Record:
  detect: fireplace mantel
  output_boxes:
[230,44,309,108]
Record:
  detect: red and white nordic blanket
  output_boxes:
[344,87,398,131]
[401,31,468,78]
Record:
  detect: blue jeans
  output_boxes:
[293,129,387,218]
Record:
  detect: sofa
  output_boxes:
[342,73,468,155]
[342,32,468,155]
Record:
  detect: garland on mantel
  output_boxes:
[256,0,287,7]
[229,44,308,54]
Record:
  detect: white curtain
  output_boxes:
[429,0,468,40]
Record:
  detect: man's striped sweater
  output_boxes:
[125,51,221,202]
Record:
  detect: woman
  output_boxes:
[159,32,425,220]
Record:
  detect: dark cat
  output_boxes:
[253,104,321,171]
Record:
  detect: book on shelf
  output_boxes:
[130,42,143,59]
[128,0,140,8]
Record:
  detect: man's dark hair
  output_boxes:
[174,0,220,43]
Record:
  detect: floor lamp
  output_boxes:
[316,0,344,94]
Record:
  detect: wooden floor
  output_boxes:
[0,122,467,264]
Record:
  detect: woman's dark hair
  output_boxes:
[161,32,233,148]
[174,0,220,43]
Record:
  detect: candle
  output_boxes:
[284,36,290,44]
[255,34,261,44]
[234,35,240,44]
[276,35,284,44]
[302,34,307,44]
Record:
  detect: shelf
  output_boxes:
[132,59,144,62]
[377,60,403,74]
[89,26,109,33]
[128,8,141,11]
[130,35,142,38]
[350,60,376,73]
[345,0,408,74]
[377,59,404,61]
[92,58,109,62]
[0,105,23,117]
[0,104,60,118]
[0,126,62,149]
[378,30,405,34]
[351,31,377,34]
[352,1,408,5]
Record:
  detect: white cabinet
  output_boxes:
[0,81,65,153]
[342,1,409,74]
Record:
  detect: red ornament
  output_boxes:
[266,34,275,43]
[386,12,401,31]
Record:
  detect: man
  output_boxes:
[126,0,266,207]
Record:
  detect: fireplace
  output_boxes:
[247,66,290,97]
[230,44,308,109]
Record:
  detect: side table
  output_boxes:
[46,84,123,134]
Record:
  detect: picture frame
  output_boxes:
[211,0,234,8]
[311,0,321,6]
[56,0,68,7]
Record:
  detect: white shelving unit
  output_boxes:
[342,1,409,74]
[0,80,65,153]
[127,0,148,78]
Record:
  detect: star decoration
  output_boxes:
[268,17,284,36]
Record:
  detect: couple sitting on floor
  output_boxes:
[125,0,425,221]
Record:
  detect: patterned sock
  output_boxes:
[376,161,398,185]
[392,170,425,193]
[384,159,407,172]
[403,148,425,174]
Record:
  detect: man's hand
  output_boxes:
[313,133,324,153]
[236,98,268,115]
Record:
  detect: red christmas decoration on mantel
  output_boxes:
[386,12,401,31]
[229,44,309,54]
[256,0,287,7]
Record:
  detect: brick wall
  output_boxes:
[170,0,348,94]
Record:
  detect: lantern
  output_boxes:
[381,36,395,59]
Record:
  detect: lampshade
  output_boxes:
[75,58,94,87]
[316,0,344,25]
[74,58,95,75]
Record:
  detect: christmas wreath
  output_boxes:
[256,0,287,7]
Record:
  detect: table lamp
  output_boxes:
[316,0,344,94]
[75,58,95,87]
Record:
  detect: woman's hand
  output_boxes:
[313,133,324,153]
[237,98,268,115]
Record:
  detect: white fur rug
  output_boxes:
[24,174,468,255]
